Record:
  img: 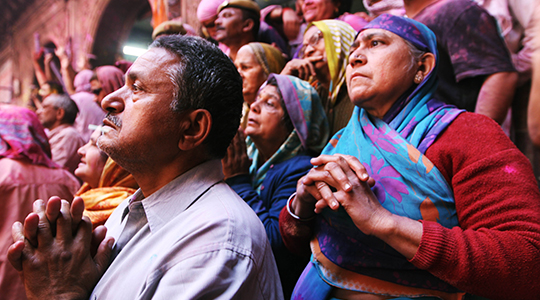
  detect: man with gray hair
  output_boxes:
[36,94,84,173]
[9,35,282,299]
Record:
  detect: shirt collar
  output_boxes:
[128,159,225,233]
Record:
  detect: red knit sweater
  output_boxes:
[279,112,540,300]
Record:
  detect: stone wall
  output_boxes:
[0,0,200,106]
[1,0,108,105]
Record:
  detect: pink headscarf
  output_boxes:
[0,104,59,168]
[183,23,197,36]
[362,0,405,17]
[115,60,133,74]
[197,0,225,22]
[95,65,125,96]
[74,69,95,93]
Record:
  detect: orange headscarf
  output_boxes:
[76,158,138,228]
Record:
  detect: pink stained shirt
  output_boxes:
[47,123,85,174]
[0,158,80,300]
[71,91,106,142]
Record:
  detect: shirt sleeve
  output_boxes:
[447,5,516,82]
[279,205,315,257]
[413,112,540,299]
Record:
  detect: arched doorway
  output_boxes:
[92,0,152,66]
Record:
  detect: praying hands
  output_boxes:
[7,196,114,300]
[291,154,422,259]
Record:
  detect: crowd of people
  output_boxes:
[1,0,540,299]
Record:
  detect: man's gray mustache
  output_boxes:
[106,113,122,128]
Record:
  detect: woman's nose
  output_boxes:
[101,88,125,114]
[237,67,245,78]
[77,144,87,157]
[349,51,366,67]
[304,45,315,57]
[250,101,261,114]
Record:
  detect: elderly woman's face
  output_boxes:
[302,26,328,72]
[302,0,338,22]
[346,29,417,118]
[75,128,108,188]
[235,46,268,105]
[245,84,290,145]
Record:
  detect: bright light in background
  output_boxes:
[123,45,147,57]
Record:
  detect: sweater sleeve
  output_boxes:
[413,112,540,299]
[227,156,313,250]
[279,205,315,257]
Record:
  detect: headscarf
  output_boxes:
[294,15,466,299]
[71,92,107,142]
[197,0,224,22]
[115,60,133,74]
[73,69,94,93]
[307,20,356,107]
[362,0,405,17]
[337,13,370,31]
[240,43,287,129]
[247,42,286,76]
[0,104,59,168]
[95,66,125,96]
[77,157,138,228]
[246,74,329,190]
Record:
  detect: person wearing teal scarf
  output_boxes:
[222,73,329,298]
[284,14,465,299]
[280,13,540,299]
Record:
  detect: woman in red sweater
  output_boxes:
[281,14,540,300]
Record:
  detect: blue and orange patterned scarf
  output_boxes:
[293,14,465,300]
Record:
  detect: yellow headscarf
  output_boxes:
[308,20,356,106]
[247,42,287,76]
[240,42,287,129]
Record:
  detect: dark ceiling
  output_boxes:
[0,0,37,45]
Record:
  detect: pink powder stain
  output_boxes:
[504,165,517,174]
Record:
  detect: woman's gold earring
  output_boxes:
[414,73,424,84]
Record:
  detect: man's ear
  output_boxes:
[56,107,66,123]
[178,109,212,151]
[242,18,254,34]
[417,52,436,79]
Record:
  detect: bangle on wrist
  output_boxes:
[286,193,315,221]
